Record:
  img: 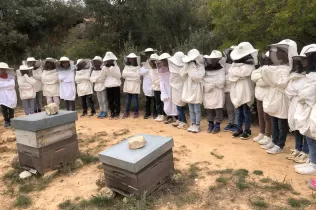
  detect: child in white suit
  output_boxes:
[42,58,60,106]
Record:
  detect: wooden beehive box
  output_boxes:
[99,134,174,197]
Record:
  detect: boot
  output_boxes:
[208,121,214,133]
[212,122,221,134]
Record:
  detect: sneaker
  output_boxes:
[294,152,309,163]
[177,122,187,129]
[308,178,316,191]
[164,117,173,124]
[81,112,87,117]
[223,124,232,132]
[187,124,195,132]
[122,112,130,119]
[143,115,150,119]
[192,125,200,133]
[109,113,115,120]
[232,130,243,138]
[240,131,251,140]
[208,122,214,133]
[157,115,165,122]
[172,120,180,127]
[133,112,139,118]
[212,122,220,134]
[267,145,283,154]
[253,133,264,142]
[89,112,96,116]
[229,125,238,133]
[286,149,300,160]
[102,112,108,118]
[261,142,275,150]
[4,122,10,127]
[294,159,311,170]
[258,136,272,145]
[295,163,316,175]
[153,114,158,119]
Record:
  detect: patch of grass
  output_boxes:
[210,151,224,159]
[251,199,269,209]
[291,191,301,196]
[19,183,34,193]
[235,169,249,177]
[216,177,230,185]
[253,170,263,176]
[236,180,250,190]
[88,195,115,207]
[14,194,32,208]
[260,178,272,183]
[174,192,201,208]
[36,176,54,191]
[58,200,73,209]
[2,169,25,185]
[265,179,293,191]
[208,168,234,175]
[187,164,201,179]
[287,198,311,208]
[209,185,219,191]
[79,153,99,164]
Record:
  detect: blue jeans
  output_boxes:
[295,131,309,154]
[125,94,139,113]
[188,104,201,125]
[305,137,316,163]
[237,104,251,132]
[177,106,187,123]
[271,117,288,149]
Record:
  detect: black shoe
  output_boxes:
[240,130,251,140]
[232,130,243,138]
[81,113,87,117]
[90,112,96,116]
[144,115,150,119]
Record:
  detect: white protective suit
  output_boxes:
[140,61,154,96]
[17,74,37,100]
[224,63,232,93]
[103,64,121,88]
[0,74,17,108]
[169,61,186,107]
[285,73,307,131]
[90,69,106,92]
[203,68,225,109]
[262,65,291,119]
[58,67,76,101]
[159,70,178,116]
[75,69,93,97]
[151,68,160,91]
[32,67,43,92]
[251,66,269,101]
[180,62,205,104]
[228,63,255,108]
[42,69,59,97]
[122,65,141,94]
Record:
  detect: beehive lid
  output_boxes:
[11,111,78,132]
[99,134,174,173]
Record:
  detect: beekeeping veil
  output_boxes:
[269,39,298,68]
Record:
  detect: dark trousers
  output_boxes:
[125,94,139,113]
[177,106,187,123]
[154,91,165,116]
[271,117,288,149]
[145,96,157,117]
[237,104,251,132]
[81,94,95,114]
[107,87,121,117]
[1,105,14,123]
[64,100,76,111]
[295,130,309,154]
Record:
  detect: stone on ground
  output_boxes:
[1,130,16,144]
[128,136,146,150]
[74,158,84,168]
[43,170,58,179]
[45,103,59,115]
[113,128,129,136]
[19,170,32,179]
[99,187,116,199]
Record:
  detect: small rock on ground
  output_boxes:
[19,170,32,179]
[113,129,129,136]
[43,170,58,179]
[99,187,115,199]
[74,159,84,168]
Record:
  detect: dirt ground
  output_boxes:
[1,110,316,210]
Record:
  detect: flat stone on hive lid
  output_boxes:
[11,110,78,132]
[128,136,146,150]
[99,134,174,173]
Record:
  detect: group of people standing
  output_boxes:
[1,40,316,188]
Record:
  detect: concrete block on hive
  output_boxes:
[128,136,146,150]
[45,103,59,115]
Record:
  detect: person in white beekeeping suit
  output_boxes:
[261,39,298,154]
[180,49,205,133]
[41,58,60,106]
[285,45,316,163]
[251,52,272,145]
[223,46,238,133]
[168,51,187,129]
[140,48,158,119]
[157,53,178,124]
[203,50,226,134]
[229,42,257,140]
[0,62,17,127]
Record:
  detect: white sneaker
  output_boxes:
[155,115,161,121]
[286,149,300,160]
[267,145,283,154]
[172,120,180,127]
[156,115,165,122]
[261,142,275,150]
[294,159,311,170]
[187,124,195,132]
[177,122,187,129]
[253,133,264,142]
[295,163,316,175]
[192,125,200,133]
[258,136,272,145]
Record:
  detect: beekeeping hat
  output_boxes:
[103,51,117,61]
[159,53,171,60]
[149,53,159,61]
[59,57,70,62]
[26,57,37,62]
[19,65,33,71]
[269,39,298,67]
[204,50,223,59]
[305,45,316,55]
[0,62,13,70]
[230,42,258,61]
[168,52,185,66]
[144,48,157,53]
[126,53,138,58]
[76,59,91,69]
[92,56,102,62]
[182,49,200,63]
